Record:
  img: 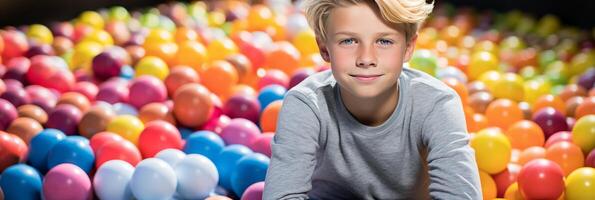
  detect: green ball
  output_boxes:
[409,49,438,77]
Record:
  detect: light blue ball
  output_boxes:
[183,131,225,162]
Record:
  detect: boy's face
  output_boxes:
[318,3,416,99]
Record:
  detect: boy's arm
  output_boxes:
[422,92,482,199]
[263,92,320,200]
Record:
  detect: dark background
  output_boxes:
[0,0,593,29]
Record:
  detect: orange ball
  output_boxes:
[225,54,254,85]
[144,42,178,66]
[265,41,301,77]
[164,66,200,97]
[138,102,176,125]
[247,5,274,31]
[174,40,207,71]
[6,117,43,144]
[442,78,469,104]
[57,92,91,113]
[467,113,488,133]
[575,96,595,119]
[260,100,282,133]
[565,96,584,118]
[517,146,546,165]
[200,60,238,101]
[533,94,566,116]
[479,170,497,200]
[504,183,524,200]
[558,84,588,102]
[17,104,48,124]
[485,99,524,130]
[173,83,213,127]
[545,141,585,176]
[174,27,198,44]
[505,120,545,150]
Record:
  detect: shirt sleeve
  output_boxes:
[421,92,483,199]
[263,91,321,200]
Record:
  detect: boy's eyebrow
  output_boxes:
[333,31,401,37]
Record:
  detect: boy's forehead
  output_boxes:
[325,3,404,36]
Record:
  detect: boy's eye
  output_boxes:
[377,39,394,46]
[339,38,356,45]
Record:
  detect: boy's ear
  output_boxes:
[316,38,331,62]
[403,34,418,62]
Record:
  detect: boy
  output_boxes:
[264,0,482,199]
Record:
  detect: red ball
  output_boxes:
[492,163,521,197]
[95,139,141,168]
[43,71,75,93]
[71,82,98,101]
[517,159,565,200]
[90,131,124,154]
[138,120,183,158]
[26,55,58,85]
[0,131,27,172]
[1,30,29,61]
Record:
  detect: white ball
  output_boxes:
[155,148,187,168]
[93,160,135,200]
[130,158,177,200]
[174,154,219,199]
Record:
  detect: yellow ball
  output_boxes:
[523,79,552,105]
[565,167,595,200]
[71,41,103,70]
[471,128,512,174]
[174,40,207,72]
[106,115,144,145]
[478,70,502,92]
[247,5,274,31]
[81,30,114,47]
[569,51,595,77]
[292,30,318,56]
[207,37,238,62]
[27,24,53,44]
[473,40,499,55]
[493,73,524,102]
[145,29,174,45]
[208,11,226,27]
[78,11,104,30]
[572,115,595,153]
[469,51,500,81]
[135,56,170,80]
[479,170,497,200]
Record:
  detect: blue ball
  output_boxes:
[183,131,225,162]
[178,127,194,140]
[119,65,135,80]
[26,129,66,173]
[258,84,286,110]
[0,164,42,200]
[47,136,95,174]
[230,153,270,196]
[213,144,253,191]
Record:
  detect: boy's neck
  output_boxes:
[339,81,399,127]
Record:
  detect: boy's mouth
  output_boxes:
[349,74,383,82]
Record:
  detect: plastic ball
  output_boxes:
[223,94,261,124]
[93,160,135,200]
[241,182,265,200]
[96,139,141,168]
[71,41,103,69]
[138,102,176,125]
[1,30,29,61]
[1,87,30,108]
[174,41,207,71]
[292,29,318,56]
[532,107,569,139]
[408,49,438,76]
[17,104,48,124]
[57,92,91,113]
[155,148,186,168]
[90,131,124,154]
[493,163,521,198]
[6,117,43,144]
[533,94,566,115]
[504,120,544,150]
[220,118,261,147]
[138,120,183,158]
[571,114,595,153]
[106,115,144,145]
[564,167,595,200]
[96,84,129,104]
[128,76,167,109]
[230,153,270,196]
[201,60,239,101]
[92,50,126,80]
[436,66,468,83]
[493,73,524,102]
[479,170,497,200]
[545,131,573,148]
[517,146,546,165]
[264,42,300,77]
[79,106,116,138]
[174,154,219,199]
[47,136,94,174]
[0,132,28,172]
[258,84,286,110]
[517,159,565,200]
[201,114,231,135]
[112,103,138,116]
[0,99,18,130]
[184,130,225,161]
[164,66,199,97]
[545,141,585,176]
[250,133,273,158]
[213,145,253,191]
[0,164,42,200]
[130,158,177,200]
[575,97,595,120]
[485,99,524,130]
[173,83,213,127]
[26,129,66,173]
[135,56,169,80]
[45,104,82,135]
[260,100,282,133]
[470,128,512,174]
[258,69,290,90]
[207,37,239,62]
[43,163,92,200]
[289,68,315,89]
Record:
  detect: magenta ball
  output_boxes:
[587,149,595,168]
[532,107,569,139]
[96,84,129,104]
[258,69,289,90]
[128,76,166,109]
[223,94,261,124]
[72,82,98,101]
[46,104,82,135]
[43,71,75,93]
[25,85,58,112]
[3,57,30,84]
[220,118,261,146]
[241,182,265,200]
[0,99,18,130]
[25,44,54,58]
[289,68,315,89]
[0,87,30,107]
[3,79,23,90]
[250,134,273,158]
[201,115,231,135]
[92,51,124,81]
[43,163,92,200]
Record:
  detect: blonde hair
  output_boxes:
[302,0,434,43]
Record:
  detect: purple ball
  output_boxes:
[96,85,129,104]
[42,163,92,200]
[577,68,595,90]
[25,44,55,58]
[92,50,125,81]
[46,104,82,135]
[587,149,595,168]
[220,118,261,147]
[128,76,166,109]
[0,87,30,107]
[223,94,261,124]
[241,182,265,200]
[25,85,58,112]
[0,99,18,130]
[532,107,569,139]
[289,68,315,89]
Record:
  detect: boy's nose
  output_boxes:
[356,45,376,67]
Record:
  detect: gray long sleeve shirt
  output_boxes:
[263,68,482,200]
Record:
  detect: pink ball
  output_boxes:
[258,69,289,90]
[43,71,75,93]
[250,133,273,158]
[46,104,82,135]
[26,55,57,85]
[25,85,58,112]
[587,149,595,168]
[43,163,92,200]
[72,82,98,101]
[289,68,315,89]
[544,131,572,148]
[0,99,18,130]
[96,84,129,104]
[223,94,261,124]
[201,115,231,135]
[128,76,167,109]
[241,182,265,200]
[0,87,30,107]
[220,118,261,146]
